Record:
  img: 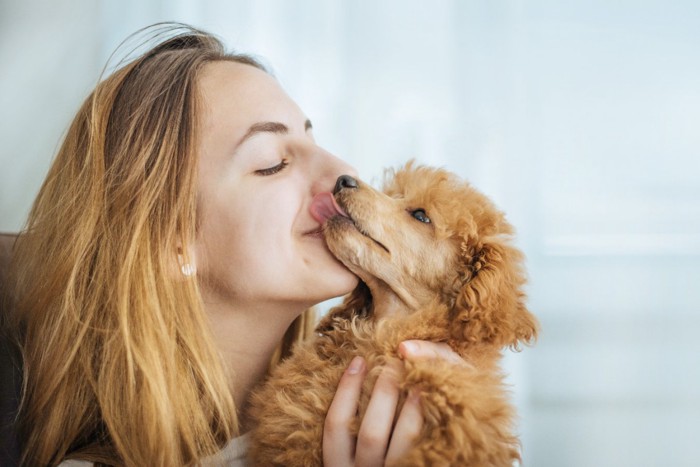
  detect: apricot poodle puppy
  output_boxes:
[249,162,538,466]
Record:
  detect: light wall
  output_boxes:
[1,1,699,465]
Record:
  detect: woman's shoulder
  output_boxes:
[56,433,250,467]
[204,432,250,466]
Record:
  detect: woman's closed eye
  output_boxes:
[255,159,288,176]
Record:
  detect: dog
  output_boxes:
[248,162,538,466]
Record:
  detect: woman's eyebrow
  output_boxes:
[235,119,313,149]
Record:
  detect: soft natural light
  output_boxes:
[1,1,699,465]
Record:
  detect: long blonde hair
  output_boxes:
[9,24,314,466]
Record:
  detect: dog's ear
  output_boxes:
[451,236,538,350]
[315,282,373,335]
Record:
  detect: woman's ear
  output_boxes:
[451,236,538,350]
[173,243,198,280]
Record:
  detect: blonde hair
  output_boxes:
[9,24,314,466]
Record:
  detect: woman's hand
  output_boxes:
[322,340,467,466]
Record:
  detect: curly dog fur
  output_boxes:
[248,162,538,466]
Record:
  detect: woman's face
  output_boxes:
[193,61,358,312]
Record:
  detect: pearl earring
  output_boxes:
[178,254,195,277]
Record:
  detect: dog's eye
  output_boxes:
[411,209,431,223]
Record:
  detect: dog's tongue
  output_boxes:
[310,192,348,223]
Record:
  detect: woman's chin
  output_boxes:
[316,267,359,301]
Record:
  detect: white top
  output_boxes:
[59,432,250,467]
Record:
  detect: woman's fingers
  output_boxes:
[385,389,423,463]
[325,343,462,466]
[323,356,367,467]
[354,360,402,467]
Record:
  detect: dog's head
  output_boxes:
[314,162,537,349]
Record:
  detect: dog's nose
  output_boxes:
[333,175,358,194]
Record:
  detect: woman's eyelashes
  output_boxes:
[254,158,289,176]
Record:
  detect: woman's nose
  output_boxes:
[329,154,358,180]
[312,150,358,194]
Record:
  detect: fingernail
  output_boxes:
[400,341,418,356]
[347,356,365,375]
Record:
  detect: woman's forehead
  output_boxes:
[197,60,304,130]
[199,61,282,107]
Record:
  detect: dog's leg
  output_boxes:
[390,359,521,467]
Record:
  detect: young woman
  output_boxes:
[9,24,464,466]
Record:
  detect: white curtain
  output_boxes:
[1,1,699,465]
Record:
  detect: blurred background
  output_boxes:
[1,0,699,465]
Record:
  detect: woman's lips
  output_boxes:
[304,226,324,237]
[309,192,348,224]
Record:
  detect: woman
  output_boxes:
[9,24,464,466]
